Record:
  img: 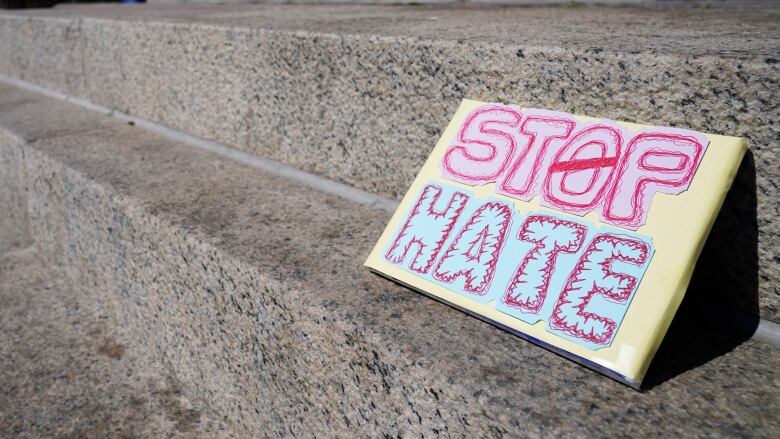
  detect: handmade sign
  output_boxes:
[365,100,745,387]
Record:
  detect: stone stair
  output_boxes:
[0,245,231,438]
[0,3,778,437]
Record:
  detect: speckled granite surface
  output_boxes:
[0,4,777,322]
[1,82,777,437]
[0,246,234,438]
[0,126,30,254]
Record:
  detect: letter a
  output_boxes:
[433,201,512,296]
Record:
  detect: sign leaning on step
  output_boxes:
[365,100,746,388]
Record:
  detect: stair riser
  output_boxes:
[0,17,774,198]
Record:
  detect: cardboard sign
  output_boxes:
[365,100,745,387]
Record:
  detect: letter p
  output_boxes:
[603,131,708,229]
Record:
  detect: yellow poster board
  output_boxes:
[365,100,745,387]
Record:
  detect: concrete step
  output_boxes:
[0,247,233,438]
[0,3,777,323]
[1,80,778,437]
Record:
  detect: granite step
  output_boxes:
[0,246,233,438]
[1,79,778,437]
[0,3,777,323]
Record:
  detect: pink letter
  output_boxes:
[498,110,575,201]
[502,215,587,314]
[433,202,512,296]
[548,233,651,346]
[543,124,623,215]
[441,104,523,185]
[603,130,708,229]
[385,184,469,274]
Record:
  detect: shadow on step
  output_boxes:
[643,150,759,389]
